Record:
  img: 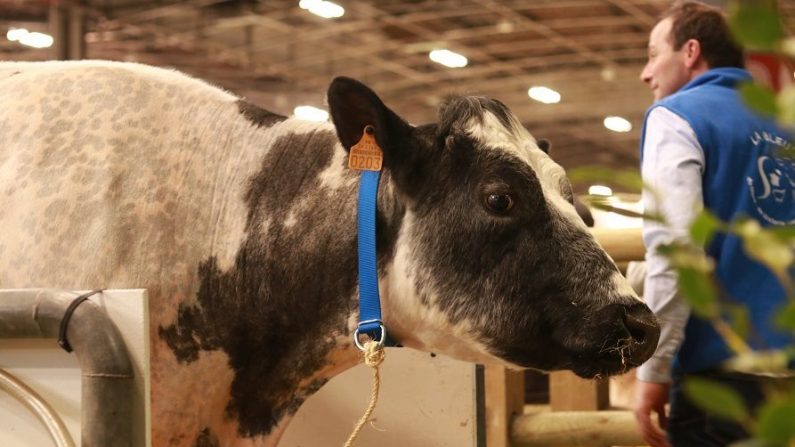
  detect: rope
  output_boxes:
[344,340,385,447]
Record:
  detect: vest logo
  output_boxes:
[747,132,795,225]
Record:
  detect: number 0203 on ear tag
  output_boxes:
[348,125,383,172]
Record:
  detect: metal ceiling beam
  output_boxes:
[473,0,622,71]
[368,48,648,95]
[606,0,659,26]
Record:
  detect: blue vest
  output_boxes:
[640,68,795,373]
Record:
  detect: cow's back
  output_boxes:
[0,61,256,306]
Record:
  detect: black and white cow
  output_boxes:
[0,61,659,447]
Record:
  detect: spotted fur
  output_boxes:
[0,62,658,446]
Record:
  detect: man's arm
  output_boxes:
[637,106,704,383]
[634,106,705,447]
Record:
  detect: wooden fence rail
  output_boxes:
[511,411,642,446]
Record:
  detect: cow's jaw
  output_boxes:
[380,212,507,366]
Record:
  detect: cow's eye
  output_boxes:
[485,193,514,214]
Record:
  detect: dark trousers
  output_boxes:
[667,370,791,447]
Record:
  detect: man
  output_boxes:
[634,2,795,447]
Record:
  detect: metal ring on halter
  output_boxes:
[353,324,387,351]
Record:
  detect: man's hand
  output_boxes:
[634,379,671,447]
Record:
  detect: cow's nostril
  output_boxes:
[627,316,647,344]
[623,305,661,364]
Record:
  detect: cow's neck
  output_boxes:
[174,230,362,441]
[159,120,405,442]
[209,332,362,447]
[256,330,363,445]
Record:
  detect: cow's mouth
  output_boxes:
[566,302,660,378]
[571,342,643,379]
[489,302,660,376]
[568,337,656,379]
[498,336,654,378]
[571,362,627,379]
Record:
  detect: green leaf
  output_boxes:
[677,267,718,319]
[722,350,790,374]
[690,210,722,247]
[726,303,752,340]
[739,82,779,118]
[768,225,795,243]
[782,36,795,59]
[568,166,644,194]
[772,146,795,162]
[774,301,795,332]
[729,438,770,447]
[775,85,795,126]
[785,347,795,367]
[733,220,795,278]
[744,231,795,279]
[728,2,783,51]
[683,377,750,423]
[658,241,714,272]
[588,200,648,220]
[756,399,795,445]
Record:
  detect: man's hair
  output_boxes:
[662,1,745,69]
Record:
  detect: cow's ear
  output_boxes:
[327,77,412,161]
[537,138,551,154]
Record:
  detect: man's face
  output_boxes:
[640,18,690,101]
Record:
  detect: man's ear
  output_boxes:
[327,77,413,168]
[682,39,702,69]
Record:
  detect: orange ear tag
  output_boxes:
[348,125,383,172]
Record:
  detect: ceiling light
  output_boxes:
[496,20,514,34]
[293,105,329,122]
[429,49,468,68]
[6,28,26,41]
[603,116,632,133]
[528,86,561,104]
[6,28,53,48]
[299,0,344,19]
[600,66,616,82]
[588,185,613,197]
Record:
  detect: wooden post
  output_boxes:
[49,2,86,60]
[549,371,609,411]
[484,365,525,447]
[547,370,611,447]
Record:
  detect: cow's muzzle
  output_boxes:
[622,302,660,366]
[568,301,660,379]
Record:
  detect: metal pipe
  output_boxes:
[0,289,134,446]
[0,368,76,447]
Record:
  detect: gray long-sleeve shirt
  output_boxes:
[636,106,705,383]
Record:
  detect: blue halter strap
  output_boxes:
[354,169,385,350]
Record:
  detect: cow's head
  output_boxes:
[328,77,659,378]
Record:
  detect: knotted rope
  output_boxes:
[344,340,385,447]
